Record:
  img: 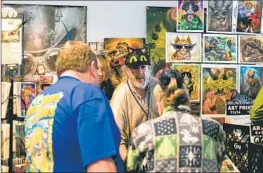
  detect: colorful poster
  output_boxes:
[104,38,145,88]
[177,0,204,32]
[146,6,177,76]
[236,1,262,34]
[239,65,263,100]
[13,82,36,117]
[166,32,201,62]
[239,35,263,63]
[3,4,87,82]
[171,63,200,102]
[207,1,234,33]
[203,34,237,63]
[201,64,237,116]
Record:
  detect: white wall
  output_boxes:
[5,1,207,42]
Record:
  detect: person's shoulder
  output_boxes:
[201,116,222,128]
[73,82,105,99]
[132,119,154,138]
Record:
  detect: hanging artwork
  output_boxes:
[177,0,204,32]
[2,17,23,65]
[146,6,177,76]
[171,63,200,102]
[201,64,237,116]
[166,32,201,63]
[207,1,235,33]
[239,35,263,63]
[236,1,262,34]
[2,4,87,83]
[203,34,237,63]
[239,65,263,100]
[104,38,145,88]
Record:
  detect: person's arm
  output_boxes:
[75,84,119,172]
[111,87,129,161]
[86,158,116,172]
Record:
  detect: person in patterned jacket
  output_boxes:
[126,70,238,172]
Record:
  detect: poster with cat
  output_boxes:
[239,65,263,100]
[146,6,177,76]
[203,34,237,63]
[171,63,200,102]
[104,38,145,89]
[201,64,237,117]
[177,0,204,32]
[239,35,263,63]
[235,1,262,34]
[166,32,201,63]
[207,1,236,33]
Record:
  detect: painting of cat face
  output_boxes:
[166,32,201,63]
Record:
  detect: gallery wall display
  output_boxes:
[2,4,87,83]
[146,6,177,76]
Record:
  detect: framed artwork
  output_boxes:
[166,32,201,63]
[177,0,204,32]
[239,65,263,100]
[239,35,263,63]
[203,34,237,63]
[207,1,235,33]
[2,17,23,65]
[236,1,262,34]
[3,4,87,82]
[104,38,145,88]
[201,64,237,116]
[171,63,200,102]
[146,6,177,76]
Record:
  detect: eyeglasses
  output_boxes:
[172,44,195,51]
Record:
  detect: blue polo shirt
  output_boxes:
[24,76,123,172]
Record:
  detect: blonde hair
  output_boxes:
[56,41,97,77]
[97,55,109,80]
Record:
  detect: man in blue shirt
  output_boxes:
[24,41,123,172]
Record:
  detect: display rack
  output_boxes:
[1,66,25,173]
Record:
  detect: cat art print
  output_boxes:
[239,65,263,100]
[177,0,204,32]
[201,64,237,116]
[171,63,200,102]
[166,32,201,62]
[239,35,263,63]
[236,1,262,34]
[203,34,237,63]
[207,1,234,33]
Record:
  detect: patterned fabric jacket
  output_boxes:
[127,106,232,172]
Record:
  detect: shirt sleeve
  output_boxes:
[110,86,129,147]
[76,87,118,169]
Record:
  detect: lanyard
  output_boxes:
[127,81,150,120]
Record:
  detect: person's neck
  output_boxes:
[60,70,90,83]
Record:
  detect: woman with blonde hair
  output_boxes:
[126,70,238,172]
[97,55,114,100]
